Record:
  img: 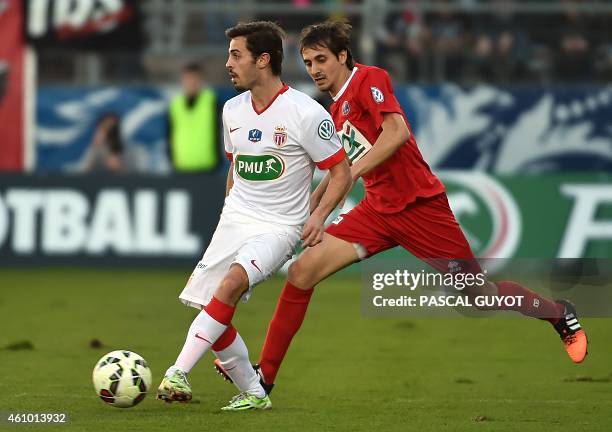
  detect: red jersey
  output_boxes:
[330,63,445,214]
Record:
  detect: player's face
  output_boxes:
[226,37,257,91]
[302,45,348,95]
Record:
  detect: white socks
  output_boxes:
[165,364,184,377]
[214,332,266,398]
[166,301,264,399]
[174,309,228,373]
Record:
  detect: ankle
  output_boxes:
[165,365,186,377]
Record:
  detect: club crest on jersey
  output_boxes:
[370,86,384,104]
[273,125,288,147]
[317,119,335,140]
[248,129,262,142]
[342,101,350,116]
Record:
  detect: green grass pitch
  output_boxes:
[0,268,611,431]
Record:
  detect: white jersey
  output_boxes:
[222,84,345,226]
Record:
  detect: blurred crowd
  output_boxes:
[173,0,612,84]
[37,0,612,85]
[374,0,612,83]
[33,0,612,174]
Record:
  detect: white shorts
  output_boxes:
[179,205,301,309]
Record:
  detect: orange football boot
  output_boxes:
[553,300,588,364]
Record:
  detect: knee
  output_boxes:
[217,270,249,304]
[288,259,316,289]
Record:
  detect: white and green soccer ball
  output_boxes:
[92,350,152,408]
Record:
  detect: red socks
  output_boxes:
[259,282,314,384]
[204,297,237,351]
[495,280,564,324]
[205,296,236,325]
[212,325,237,352]
[257,281,561,385]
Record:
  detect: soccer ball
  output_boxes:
[92,350,152,408]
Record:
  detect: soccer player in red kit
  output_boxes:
[216,20,588,397]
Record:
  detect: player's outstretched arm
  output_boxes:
[350,112,410,179]
[302,159,351,247]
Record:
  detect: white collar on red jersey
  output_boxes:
[332,66,358,102]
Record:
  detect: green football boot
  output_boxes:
[156,369,192,403]
[221,392,272,411]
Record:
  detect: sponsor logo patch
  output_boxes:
[340,120,373,163]
[318,119,335,140]
[234,154,285,181]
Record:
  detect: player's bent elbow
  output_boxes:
[399,127,410,144]
[383,113,410,144]
[394,119,410,145]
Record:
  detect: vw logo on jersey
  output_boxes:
[317,119,335,140]
[370,86,384,104]
[248,129,263,142]
[342,101,350,116]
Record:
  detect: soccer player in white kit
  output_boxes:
[156,21,351,411]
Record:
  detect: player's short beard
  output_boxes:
[233,65,256,92]
[318,82,332,92]
[312,74,331,92]
[314,79,332,93]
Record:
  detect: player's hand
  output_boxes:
[301,213,326,247]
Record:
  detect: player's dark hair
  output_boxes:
[299,20,354,69]
[182,62,203,75]
[225,21,285,76]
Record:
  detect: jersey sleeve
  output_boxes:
[301,105,346,170]
[356,68,403,130]
[222,106,233,162]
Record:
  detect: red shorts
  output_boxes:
[326,193,480,274]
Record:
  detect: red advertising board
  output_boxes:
[0,0,25,171]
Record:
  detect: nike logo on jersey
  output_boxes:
[229,127,242,133]
[250,260,262,273]
[194,333,212,344]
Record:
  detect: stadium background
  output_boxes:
[1,1,611,430]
